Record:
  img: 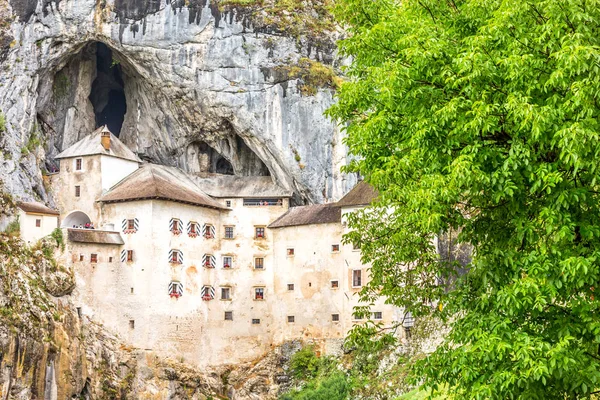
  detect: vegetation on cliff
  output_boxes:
[329,0,600,398]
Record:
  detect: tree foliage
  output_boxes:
[328,0,600,398]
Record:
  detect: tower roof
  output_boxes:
[55,126,141,163]
[98,164,227,210]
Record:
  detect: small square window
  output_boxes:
[254,287,264,300]
[221,287,231,300]
[331,280,339,289]
[332,244,340,252]
[129,320,135,329]
[353,313,364,320]
[35,219,41,227]
[373,312,383,320]
[225,311,233,321]
[75,158,82,171]
[90,253,98,263]
[225,226,234,239]
[223,256,233,269]
[287,284,294,291]
[109,256,113,263]
[287,316,295,323]
[127,250,134,262]
[226,200,232,207]
[127,219,135,230]
[254,257,264,270]
[352,270,362,287]
[79,254,84,262]
[75,186,81,197]
[252,318,261,325]
[287,248,295,256]
[332,314,340,322]
[255,227,265,239]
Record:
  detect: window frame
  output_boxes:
[35,219,41,228]
[222,256,233,269]
[332,314,340,322]
[331,280,339,289]
[286,248,295,257]
[224,226,234,239]
[251,318,261,325]
[75,185,81,197]
[287,283,295,291]
[254,226,266,239]
[90,253,98,263]
[352,269,362,288]
[127,219,135,231]
[220,287,232,301]
[331,244,340,253]
[126,250,134,262]
[224,311,233,321]
[254,287,265,300]
[287,316,295,323]
[254,257,265,270]
[75,158,83,171]
[373,311,383,320]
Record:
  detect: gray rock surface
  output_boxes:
[0,0,357,205]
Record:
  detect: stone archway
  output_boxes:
[61,211,91,228]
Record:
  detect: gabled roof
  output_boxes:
[268,204,340,228]
[336,181,378,207]
[68,229,124,245]
[17,201,60,215]
[56,126,141,163]
[98,164,227,210]
[192,174,292,198]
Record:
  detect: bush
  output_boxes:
[280,372,350,400]
[289,346,321,379]
[4,218,20,237]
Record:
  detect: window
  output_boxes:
[353,242,360,251]
[287,248,295,256]
[243,198,282,206]
[203,224,215,239]
[287,316,295,323]
[201,286,215,301]
[90,253,98,263]
[223,256,233,269]
[75,185,81,197]
[254,257,264,270]
[331,244,340,253]
[352,270,362,287]
[123,218,138,234]
[130,287,134,294]
[331,280,339,289]
[252,318,261,324]
[109,257,113,263]
[287,284,294,291]
[79,254,84,262]
[129,320,135,329]
[224,311,233,321]
[169,250,183,264]
[254,287,264,300]
[224,226,234,239]
[353,312,364,320]
[35,219,41,227]
[75,158,82,171]
[203,254,216,268]
[226,200,232,207]
[373,312,383,320]
[169,281,183,298]
[221,287,231,300]
[169,218,182,235]
[332,314,340,322]
[255,227,265,239]
[126,250,134,262]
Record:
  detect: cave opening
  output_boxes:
[89,42,127,136]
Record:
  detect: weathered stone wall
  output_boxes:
[0,0,356,206]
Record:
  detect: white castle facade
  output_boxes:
[29,127,402,367]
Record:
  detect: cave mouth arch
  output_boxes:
[89,42,127,136]
[62,211,91,228]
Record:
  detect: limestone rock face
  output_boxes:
[0,0,356,204]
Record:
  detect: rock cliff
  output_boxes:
[0,0,355,205]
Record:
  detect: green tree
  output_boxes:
[328,0,600,398]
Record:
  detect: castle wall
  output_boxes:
[18,210,58,244]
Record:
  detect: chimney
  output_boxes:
[100,126,111,151]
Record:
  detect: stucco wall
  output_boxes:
[18,210,58,244]
[100,155,140,191]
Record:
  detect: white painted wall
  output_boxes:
[18,210,58,244]
[100,155,139,191]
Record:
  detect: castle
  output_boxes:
[25,126,402,367]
